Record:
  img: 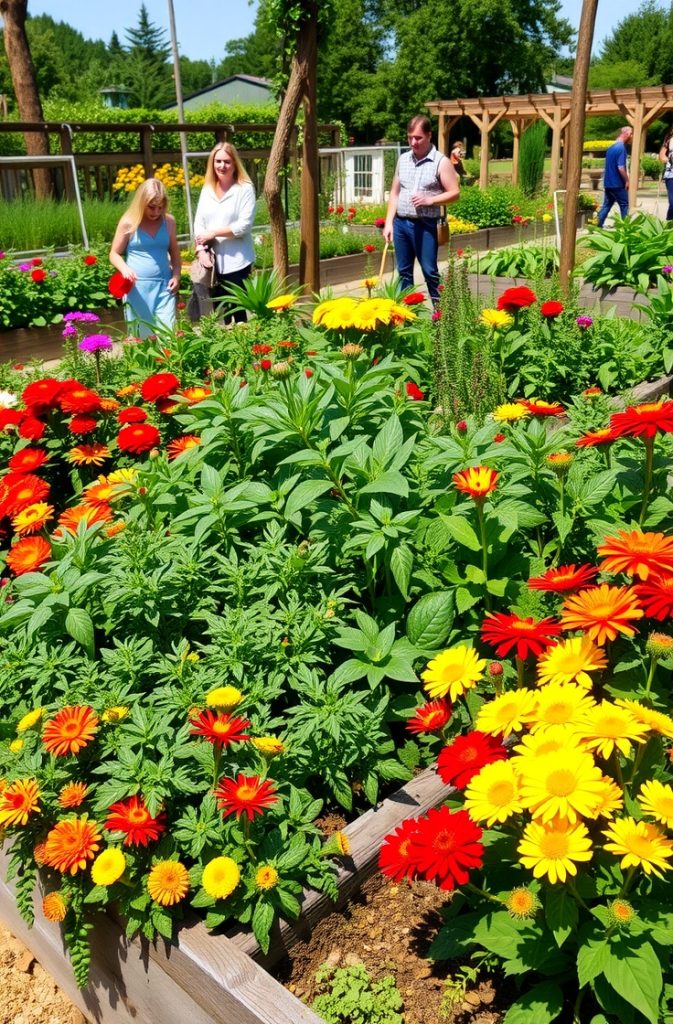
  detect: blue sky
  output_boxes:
[25,0,643,63]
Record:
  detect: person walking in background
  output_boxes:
[109,178,181,338]
[450,142,466,179]
[596,126,633,227]
[193,142,255,324]
[659,126,673,220]
[383,115,460,304]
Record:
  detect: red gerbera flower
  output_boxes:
[403,292,425,306]
[521,399,565,416]
[214,773,278,821]
[117,406,147,424]
[59,385,102,415]
[190,710,251,747]
[405,381,425,401]
[406,699,452,735]
[634,574,673,620]
[3,474,50,515]
[105,795,167,847]
[260,359,273,371]
[117,423,160,454]
[408,806,484,891]
[528,564,598,593]
[575,427,618,448]
[0,409,24,431]
[610,400,673,440]
[481,612,562,659]
[22,378,62,410]
[108,272,134,299]
[140,373,180,403]
[379,817,421,883]
[68,414,98,435]
[7,448,48,473]
[363,243,376,254]
[19,416,46,441]
[437,731,508,789]
[540,300,564,319]
[31,268,47,283]
[497,286,537,313]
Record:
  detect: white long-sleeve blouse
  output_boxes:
[193,181,256,275]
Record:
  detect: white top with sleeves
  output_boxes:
[193,181,256,274]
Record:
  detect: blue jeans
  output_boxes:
[665,177,673,220]
[597,187,629,227]
[393,216,440,301]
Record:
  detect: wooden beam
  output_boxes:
[467,108,507,188]
[629,101,645,211]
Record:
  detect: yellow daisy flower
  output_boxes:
[517,747,604,823]
[206,686,243,711]
[147,860,190,905]
[17,707,45,733]
[602,817,673,877]
[536,636,608,689]
[464,760,523,826]
[615,699,673,740]
[202,856,240,900]
[421,645,487,702]
[639,779,673,829]
[511,724,582,764]
[492,402,529,423]
[91,847,126,886]
[576,702,649,759]
[255,864,279,890]
[529,682,596,733]
[475,689,539,738]
[518,818,592,883]
[592,776,624,818]
[480,308,514,330]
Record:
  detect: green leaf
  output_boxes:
[602,937,662,1024]
[359,470,409,498]
[390,544,413,599]
[406,591,454,649]
[442,514,481,551]
[284,479,333,518]
[65,607,95,658]
[577,932,610,987]
[372,413,403,468]
[545,887,578,948]
[503,982,563,1024]
[252,900,275,954]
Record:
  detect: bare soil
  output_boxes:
[275,872,506,1024]
[0,922,81,1024]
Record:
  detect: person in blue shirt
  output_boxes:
[597,127,633,227]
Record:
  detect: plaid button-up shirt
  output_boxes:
[396,145,445,219]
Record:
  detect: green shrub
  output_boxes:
[519,120,547,196]
[581,212,673,290]
[452,184,524,227]
[641,154,662,180]
[312,964,403,1024]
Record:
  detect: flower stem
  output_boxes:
[644,655,658,698]
[516,656,525,689]
[638,436,655,526]
[476,501,491,612]
[212,744,222,788]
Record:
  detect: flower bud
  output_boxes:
[488,662,503,678]
[646,632,673,661]
[341,343,364,360]
[149,448,160,460]
[271,360,292,379]
[546,452,573,475]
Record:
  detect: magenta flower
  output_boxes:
[62,324,78,338]
[79,334,113,353]
[576,315,593,329]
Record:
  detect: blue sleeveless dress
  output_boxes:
[124,219,175,338]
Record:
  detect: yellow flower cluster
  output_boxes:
[313,297,415,332]
[113,163,205,194]
[582,140,615,151]
[447,214,479,233]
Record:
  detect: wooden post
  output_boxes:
[468,109,506,189]
[140,125,154,180]
[299,1,320,293]
[559,0,599,292]
[628,101,645,212]
[537,107,569,194]
[58,124,76,200]
[510,118,522,186]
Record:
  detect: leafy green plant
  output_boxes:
[472,242,559,279]
[580,213,673,291]
[312,964,404,1024]
[0,248,117,328]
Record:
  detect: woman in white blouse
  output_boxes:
[194,142,255,323]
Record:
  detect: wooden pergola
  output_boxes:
[427,85,673,211]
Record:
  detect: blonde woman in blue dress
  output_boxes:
[109,178,181,337]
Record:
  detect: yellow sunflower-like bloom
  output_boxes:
[147,859,190,905]
[475,689,539,738]
[511,724,583,765]
[313,297,358,328]
[615,699,673,739]
[517,747,604,823]
[518,817,593,883]
[492,402,529,423]
[101,706,129,723]
[206,686,243,711]
[536,637,608,690]
[592,776,624,819]
[252,736,285,758]
[266,294,297,311]
[91,847,126,886]
[255,864,280,890]
[16,707,45,733]
[464,760,523,826]
[202,856,241,900]
[529,682,596,733]
[421,645,487,702]
[575,701,649,759]
[480,309,514,330]
[639,779,673,829]
[602,817,673,877]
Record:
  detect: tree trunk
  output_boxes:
[299,3,319,293]
[0,0,52,197]
[263,15,315,282]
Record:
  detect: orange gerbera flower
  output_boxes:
[166,435,202,460]
[610,400,673,439]
[528,564,598,593]
[189,710,251,747]
[0,778,41,827]
[575,428,617,448]
[99,398,120,413]
[43,815,101,875]
[453,466,499,500]
[5,535,52,575]
[521,399,565,417]
[180,386,212,404]
[55,502,113,536]
[105,796,167,846]
[597,530,673,581]
[66,443,111,467]
[560,584,644,645]
[11,501,54,535]
[58,782,89,809]
[82,478,116,507]
[2,473,50,514]
[214,773,278,820]
[42,891,68,922]
[7,448,49,473]
[407,698,452,734]
[42,706,99,756]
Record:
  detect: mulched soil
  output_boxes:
[275,871,506,1024]
[0,922,82,1024]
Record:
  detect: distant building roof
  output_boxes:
[165,74,275,111]
[546,74,573,93]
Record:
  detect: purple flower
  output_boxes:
[663,265,673,275]
[79,334,113,353]
[62,324,78,338]
[0,252,6,259]
[19,263,31,271]
[64,311,101,323]
[576,315,593,329]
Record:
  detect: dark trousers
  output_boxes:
[597,187,629,227]
[665,178,673,221]
[393,216,440,301]
[211,263,252,323]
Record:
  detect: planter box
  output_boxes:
[1,308,124,366]
[0,766,450,1023]
[464,273,651,321]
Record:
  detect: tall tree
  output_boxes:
[118,2,172,106]
[0,0,51,196]
[598,1,669,79]
[217,17,279,80]
[316,0,386,138]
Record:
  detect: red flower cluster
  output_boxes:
[379,806,483,891]
[405,381,425,401]
[140,373,180,403]
[31,269,47,283]
[481,611,561,659]
[540,300,564,319]
[83,254,98,266]
[496,286,537,313]
[403,292,425,306]
[117,423,160,454]
[437,731,507,788]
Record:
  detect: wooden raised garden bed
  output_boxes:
[0,767,450,1023]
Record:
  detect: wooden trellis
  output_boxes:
[427,84,673,209]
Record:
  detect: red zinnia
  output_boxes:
[140,373,180,403]
[453,465,499,500]
[7,448,48,473]
[408,806,484,891]
[634,575,673,620]
[379,817,421,883]
[69,414,98,435]
[528,563,598,593]
[3,474,50,515]
[117,406,147,424]
[108,272,134,299]
[105,796,167,847]
[610,400,673,440]
[403,292,425,306]
[521,399,565,417]
[481,611,562,659]
[363,243,376,253]
[19,416,46,441]
[540,300,564,319]
[214,773,278,820]
[22,378,62,410]
[31,268,47,283]
[405,381,425,401]
[0,409,24,431]
[31,258,42,266]
[190,710,251,747]
[59,385,101,415]
[83,254,97,266]
[5,535,52,576]
[117,423,161,454]
[260,359,272,371]
[407,699,452,735]
[497,286,537,312]
[437,731,507,789]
